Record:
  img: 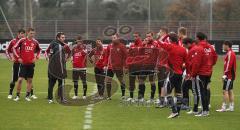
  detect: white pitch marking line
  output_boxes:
[83,86,97,130]
[88,104,94,107]
[83,125,91,130]
[85,119,93,124]
[85,114,92,119]
[85,111,92,115]
[83,105,94,130]
[86,107,93,111]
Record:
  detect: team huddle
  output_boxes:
[5,27,236,119]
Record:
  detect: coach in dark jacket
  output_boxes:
[45,32,71,103]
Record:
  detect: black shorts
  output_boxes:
[137,65,155,76]
[168,73,182,94]
[19,63,35,79]
[157,66,168,87]
[94,67,105,76]
[223,79,234,91]
[12,62,20,82]
[129,69,141,76]
[139,70,155,76]
[72,70,86,82]
[129,66,141,76]
[106,69,123,78]
[94,67,105,85]
[106,69,114,77]
[130,71,141,76]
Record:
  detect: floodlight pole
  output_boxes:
[148,0,151,32]
[209,0,213,40]
[24,0,27,29]
[29,0,33,28]
[86,0,89,39]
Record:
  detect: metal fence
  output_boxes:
[1,20,240,40]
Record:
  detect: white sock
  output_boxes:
[229,102,234,107]
[222,103,227,109]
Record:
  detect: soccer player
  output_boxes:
[104,33,127,100]
[216,41,236,112]
[71,36,88,99]
[6,29,25,99]
[181,40,193,111]
[156,27,170,106]
[126,32,143,102]
[182,37,200,115]
[155,45,169,108]
[183,37,206,116]
[45,32,71,104]
[157,27,170,43]
[138,32,159,103]
[178,27,190,110]
[194,32,217,117]
[89,38,106,99]
[6,29,37,100]
[205,35,217,109]
[158,32,187,118]
[12,28,41,101]
[177,27,187,46]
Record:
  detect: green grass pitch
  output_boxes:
[0,58,240,130]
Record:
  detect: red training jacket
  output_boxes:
[224,49,236,80]
[159,43,187,74]
[157,34,170,44]
[89,46,106,69]
[13,38,41,65]
[104,42,127,70]
[197,40,218,76]
[72,44,87,69]
[6,37,21,63]
[187,44,204,77]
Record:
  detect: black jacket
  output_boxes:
[47,40,69,79]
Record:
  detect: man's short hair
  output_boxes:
[133,32,141,36]
[182,37,194,45]
[223,40,233,48]
[168,32,178,43]
[18,29,25,34]
[160,27,168,33]
[196,32,206,41]
[56,32,65,39]
[96,37,102,41]
[178,27,187,35]
[146,31,154,36]
[27,27,34,32]
[112,33,119,37]
[76,35,82,40]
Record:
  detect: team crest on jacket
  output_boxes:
[204,48,211,53]
[204,48,211,55]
